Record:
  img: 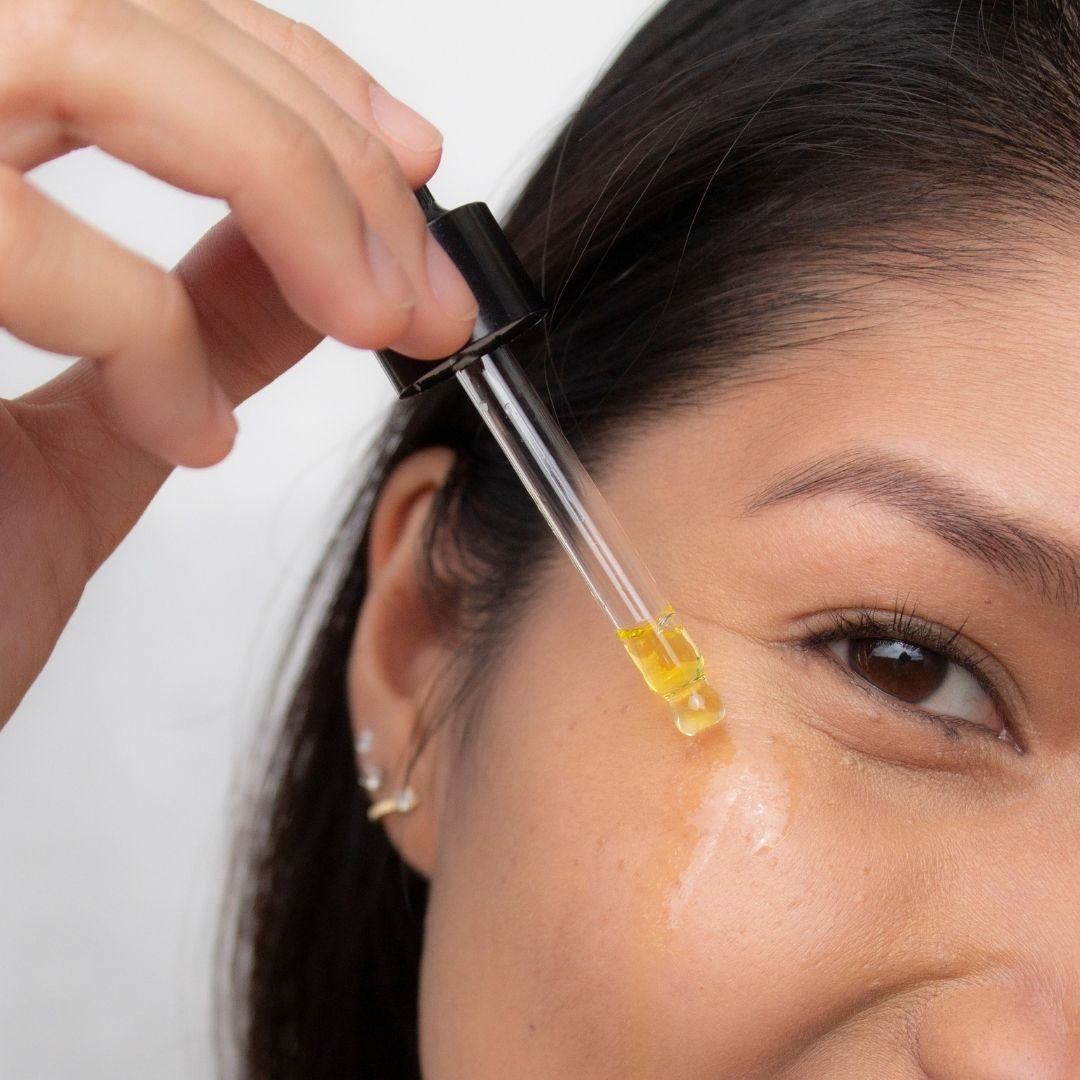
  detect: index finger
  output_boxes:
[198,0,444,190]
[13,0,415,350]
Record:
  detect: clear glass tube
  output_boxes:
[456,347,663,629]
[455,346,725,736]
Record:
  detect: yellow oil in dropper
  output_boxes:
[457,348,726,738]
[617,607,725,736]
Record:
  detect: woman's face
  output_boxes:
[412,266,1080,1077]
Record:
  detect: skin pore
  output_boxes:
[347,250,1080,1079]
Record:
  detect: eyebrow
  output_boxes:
[741,448,1080,616]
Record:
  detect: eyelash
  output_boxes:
[798,605,1012,741]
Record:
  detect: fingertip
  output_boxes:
[331,290,417,351]
[424,235,480,323]
[368,83,443,155]
[365,237,477,359]
[208,381,239,454]
[397,143,443,191]
[365,226,416,312]
[383,314,475,362]
[152,380,238,470]
[365,83,443,188]
[171,419,238,470]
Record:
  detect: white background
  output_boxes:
[0,1,659,1075]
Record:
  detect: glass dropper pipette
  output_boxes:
[376,189,725,736]
[455,347,723,734]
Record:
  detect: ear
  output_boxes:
[346,446,458,878]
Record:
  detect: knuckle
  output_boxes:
[0,0,123,132]
[131,0,187,27]
[269,108,336,185]
[272,18,383,144]
[277,18,334,67]
[338,122,398,186]
[25,0,110,52]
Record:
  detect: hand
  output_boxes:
[0,0,479,725]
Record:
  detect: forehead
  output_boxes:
[687,261,1080,518]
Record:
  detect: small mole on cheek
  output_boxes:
[942,724,961,740]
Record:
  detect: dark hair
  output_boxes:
[223,1,1080,1076]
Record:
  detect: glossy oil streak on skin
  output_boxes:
[615,725,741,1079]
[612,727,799,1077]
[665,765,791,929]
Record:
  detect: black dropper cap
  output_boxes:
[375,186,545,397]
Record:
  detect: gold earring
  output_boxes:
[355,729,419,822]
[367,786,419,822]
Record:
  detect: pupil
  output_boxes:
[849,639,948,703]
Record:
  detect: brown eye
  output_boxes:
[847,639,949,703]
[820,620,1005,736]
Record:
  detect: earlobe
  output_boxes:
[346,446,458,878]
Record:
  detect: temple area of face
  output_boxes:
[740,446,1080,617]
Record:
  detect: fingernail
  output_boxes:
[366,227,415,310]
[426,235,479,322]
[369,83,443,153]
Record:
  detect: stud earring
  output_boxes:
[355,729,382,792]
[359,761,383,793]
[354,728,420,823]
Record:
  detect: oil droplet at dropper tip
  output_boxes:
[669,677,727,737]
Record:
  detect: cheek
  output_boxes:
[420,585,924,1079]
[664,755,794,930]
[629,730,892,1076]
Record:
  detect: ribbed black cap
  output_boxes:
[375,187,545,397]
